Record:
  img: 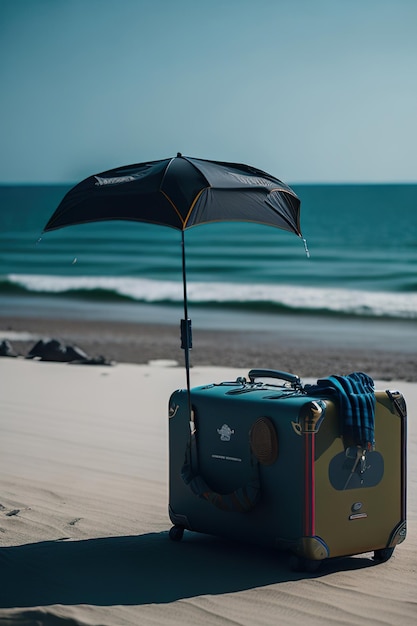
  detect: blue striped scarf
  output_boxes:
[305,372,376,450]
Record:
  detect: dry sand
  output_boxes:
[0,319,416,625]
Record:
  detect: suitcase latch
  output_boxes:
[291,400,326,435]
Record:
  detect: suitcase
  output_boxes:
[168,369,406,571]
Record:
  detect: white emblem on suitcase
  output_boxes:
[217,424,235,441]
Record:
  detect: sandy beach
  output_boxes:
[0,317,416,625]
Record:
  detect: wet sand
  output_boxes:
[1,312,416,381]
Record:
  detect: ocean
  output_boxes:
[1,183,416,350]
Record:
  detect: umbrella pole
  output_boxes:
[180,231,194,432]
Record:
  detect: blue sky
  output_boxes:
[1,0,416,183]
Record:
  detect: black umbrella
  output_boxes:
[43,153,304,420]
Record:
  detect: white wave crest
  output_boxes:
[7,274,417,319]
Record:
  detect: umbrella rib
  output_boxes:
[267,188,302,236]
[160,191,186,228]
[271,186,299,198]
[183,188,207,228]
[159,187,209,229]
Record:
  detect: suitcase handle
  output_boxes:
[248,369,301,387]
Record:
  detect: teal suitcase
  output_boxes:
[168,369,406,571]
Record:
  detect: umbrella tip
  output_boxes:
[177,152,182,157]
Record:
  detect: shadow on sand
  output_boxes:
[0,530,378,608]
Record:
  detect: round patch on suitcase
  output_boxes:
[250,417,278,465]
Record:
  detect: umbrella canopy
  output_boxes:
[43,153,301,236]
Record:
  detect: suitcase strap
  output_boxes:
[181,433,260,513]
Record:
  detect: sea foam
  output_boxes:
[7,274,417,320]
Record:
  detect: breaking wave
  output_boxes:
[2,274,417,320]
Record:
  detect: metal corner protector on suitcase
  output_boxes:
[168,369,406,571]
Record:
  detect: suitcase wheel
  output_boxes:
[169,525,184,542]
[288,554,323,573]
[373,547,395,562]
